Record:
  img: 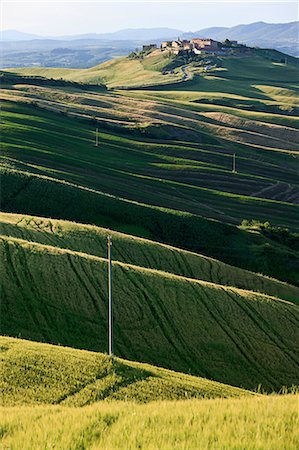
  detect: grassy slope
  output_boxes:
[5,52,298,90]
[1,212,298,303]
[76,53,185,88]
[1,395,298,449]
[2,87,298,220]
[1,231,299,390]
[2,338,297,449]
[4,50,185,89]
[1,82,299,287]
[0,336,250,406]
[123,55,299,127]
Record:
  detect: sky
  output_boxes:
[1,0,298,36]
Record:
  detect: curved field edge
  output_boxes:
[2,51,187,89]
[1,167,299,286]
[1,395,298,450]
[0,336,251,406]
[1,236,299,390]
[1,212,298,303]
[4,51,299,89]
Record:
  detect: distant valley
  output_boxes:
[1,21,298,68]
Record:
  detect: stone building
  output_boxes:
[190,38,219,51]
[161,41,172,49]
[160,37,220,54]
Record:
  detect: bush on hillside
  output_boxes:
[240,220,299,251]
[0,72,107,90]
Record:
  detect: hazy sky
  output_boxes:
[2,1,298,35]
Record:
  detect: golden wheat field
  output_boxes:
[0,395,298,450]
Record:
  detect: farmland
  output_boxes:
[1,89,299,284]
[1,336,298,450]
[1,336,250,405]
[0,337,298,450]
[1,213,299,391]
[1,43,299,449]
[2,395,298,450]
[2,53,299,232]
[1,49,299,405]
[1,212,298,302]
[5,48,299,88]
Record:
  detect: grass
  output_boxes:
[2,79,299,244]
[1,49,299,393]
[1,230,299,391]
[1,212,298,303]
[4,51,298,90]
[4,50,186,89]
[2,164,299,286]
[1,395,298,449]
[0,336,250,406]
[1,52,299,447]
[1,337,297,449]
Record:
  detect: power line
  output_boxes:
[107,235,113,356]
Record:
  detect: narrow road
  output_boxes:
[181,65,192,81]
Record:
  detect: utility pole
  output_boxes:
[95,128,99,147]
[232,153,236,173]
[107,235,113,356]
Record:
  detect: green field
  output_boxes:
[1,49,299,450]
[1,212,298,302]
[5,49,299,89]
[1,49,299,400]
[1,337,298,450]
[2,395,298,450]
[1,213,299,391]
[3,49,192,88]
[1,97,298,284]
[1,336,250,405]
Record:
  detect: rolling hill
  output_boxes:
[1,56,299,284]
[5,47,299,88]
[1,47,299,394]
[1,213,299,391]
[1,212,298,303]
[1,336,250,406]
[3,49,186,88]
[1,22,298,70]
[1,336,298,449]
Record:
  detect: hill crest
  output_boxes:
[1,336,251,406]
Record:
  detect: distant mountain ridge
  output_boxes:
[1,29,40,41]
[2,22,297,44]
[182,22,299,56]
[1,27,183,42]
[1,22,297,69]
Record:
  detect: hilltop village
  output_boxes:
[143,38,246,55]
